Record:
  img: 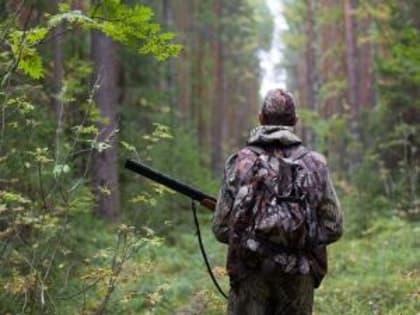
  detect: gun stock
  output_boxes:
[200,198,217,211]
[124,159,217,212]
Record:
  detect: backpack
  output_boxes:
[229,145,318,271]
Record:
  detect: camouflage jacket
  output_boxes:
[212,125,343,287]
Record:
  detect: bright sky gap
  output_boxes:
[259,0,288,97]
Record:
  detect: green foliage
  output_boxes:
[2,2,180,80]
[7,27,49,78]
[281,0,306,50]
[0,0,184,313]
[250,0,274,51]
[121,108,218,233]
[316,2,343,27]
[362,0,420,222]
[91,0,181,61]
[115,222,228,314]
[298,109,350,159]
[318,77,347,103]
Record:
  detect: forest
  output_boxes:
[0,0,418,314]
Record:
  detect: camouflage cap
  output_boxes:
[260,88,296,126]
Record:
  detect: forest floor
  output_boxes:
[55,212,420,314]
[127,215,420,315]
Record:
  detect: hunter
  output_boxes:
[212,88,343,315]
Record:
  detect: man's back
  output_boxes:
[213,125,343,315]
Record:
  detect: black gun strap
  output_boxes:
[191,200,228,300]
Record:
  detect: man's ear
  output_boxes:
[294,116,298,125]
[258,112,264,125]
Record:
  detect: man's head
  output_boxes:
[259,88,297,126]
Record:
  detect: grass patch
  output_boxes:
[138,216,420,314]
[315,218,420,315]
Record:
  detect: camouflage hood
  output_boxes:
[247,125,302,146]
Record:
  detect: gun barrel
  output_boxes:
[124,159,216,211]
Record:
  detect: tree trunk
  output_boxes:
[197,37,208,148]
[319,0,346,118]
[305,0,317,147]
[211,0,224,174]
[70,0,83,10]
[343,0,359,117]
[91,30,120,220]
[161,0,175,127]
[357,15,375,109]
[52,0,63,119]
[173,0,189,124]
[52,0,64,163]
[191,0,206,148]
[297,55,308,142]
[344,0,361,168]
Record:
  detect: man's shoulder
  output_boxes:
[297,147,329,175]
[305,150,328,166]
[225,145,328,171]
[286,144,327,166]
[225,147,259,164]
[223,147,260,178]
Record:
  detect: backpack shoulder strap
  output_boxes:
[245,144,266,156]
[246,144,310,162]
[289,145,310,162]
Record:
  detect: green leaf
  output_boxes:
[18,51,44,79]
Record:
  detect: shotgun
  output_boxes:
[124,159,217,211]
